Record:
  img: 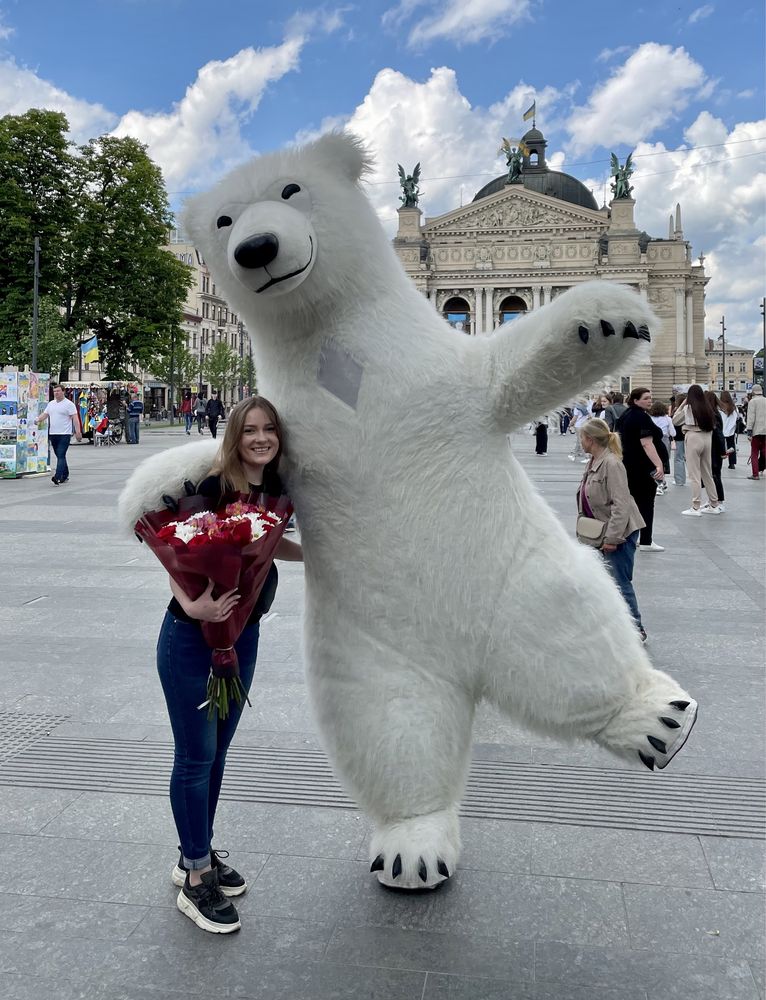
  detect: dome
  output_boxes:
[472,170,599,211]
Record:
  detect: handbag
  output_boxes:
[576,482,607,548]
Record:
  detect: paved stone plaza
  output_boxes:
[0,426,763,1000]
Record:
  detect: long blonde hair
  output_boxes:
[210,396,284,494]
[580,417,622,458]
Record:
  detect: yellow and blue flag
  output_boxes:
[523,101,536,122]
[81,336,99,364]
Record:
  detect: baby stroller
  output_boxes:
[93,416,115,446]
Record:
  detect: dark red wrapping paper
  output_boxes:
[135,491,294,675]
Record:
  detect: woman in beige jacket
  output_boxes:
[578,418,647,641]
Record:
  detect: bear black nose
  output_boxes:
[234,233,279,269]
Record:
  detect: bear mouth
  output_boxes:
[255,237,314,294]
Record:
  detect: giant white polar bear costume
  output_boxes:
[120,133,697,890]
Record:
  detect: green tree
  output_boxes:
[150,342,200,405]
[0,109,191,378]
[239,353,257,397]
[202,341,240,396]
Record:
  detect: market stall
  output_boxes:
[0,370,50,478]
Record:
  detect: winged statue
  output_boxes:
[610,152,634,200]
[398,163,421,208]
[499,137,529,184]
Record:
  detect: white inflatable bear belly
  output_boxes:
[121,132,698,891]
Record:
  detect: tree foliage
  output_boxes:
[0,109,191,379]
[202,341,241,395]
[239,353,257,397]
[151,342,200,403]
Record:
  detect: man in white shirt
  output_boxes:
[37,384,82,485]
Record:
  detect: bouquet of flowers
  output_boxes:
[135,492,293,719]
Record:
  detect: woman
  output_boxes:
[194,394,207,434]
[158,396,303,934]
[181,390,193,435]
[578,418,647,641]
[705,390,727,512]
[673,385,721,516]
[592,394,609,421]
[670,393,687,486]
[616,387,666,552]
[719,390,737,470]
[534,418,548,455]
[650,400,675,481]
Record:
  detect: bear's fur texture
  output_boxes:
[120,133,697,890]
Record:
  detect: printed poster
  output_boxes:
[0,372,18,401]
[0,444,16,478]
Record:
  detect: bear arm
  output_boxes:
[484,281,655,430]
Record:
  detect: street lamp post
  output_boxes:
[238,320,244,401]
[31,237,40,370]
[720,315,726,392]
[168,326,175,425]
[760,297,765,389]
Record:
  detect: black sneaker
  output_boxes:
[176,868,241,934]
[172,848,247,896]
[51,476,60,485]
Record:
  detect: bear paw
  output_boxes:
[368,808,460,891]
[637,698,699,771]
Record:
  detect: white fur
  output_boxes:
[121,133,696,889]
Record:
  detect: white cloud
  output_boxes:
[567,43,708,154]
[0,58,116,141]
[383,0,532,47]
[597,45,631,62]
[306,66,563,226]
[688,4,714,23]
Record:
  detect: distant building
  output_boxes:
[393,125,709,399]
[704,337,755,396]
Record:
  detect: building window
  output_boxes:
[498,295,528,325]
[717,363,723,372]
[192,332,197,349]
[740,362,747,373]
[728,364,734,373]
[442,296,471,334]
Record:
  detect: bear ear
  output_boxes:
[309,131,374,183]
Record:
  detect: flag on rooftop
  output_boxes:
[523,101,536,122]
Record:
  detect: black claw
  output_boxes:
[370,854,384,873]
[183,479,197,496]
[161,494,179,513]
[418,858,428,883]
[638,751,655,770]
[638,325,651,342]
[578,325,589,344]
[670,700,690,711]
[647,735,667,754]
[660,716,681,729]
[391,854,402,879]
[623,321,639,339]
[436,859,450,879]
[600,319,616,337]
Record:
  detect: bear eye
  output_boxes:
[216,215,232,229]
[281,184,301,200]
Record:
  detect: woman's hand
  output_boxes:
[186,580,240,622]
[601,543,618,553]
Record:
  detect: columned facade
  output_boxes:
[393,128,708,398]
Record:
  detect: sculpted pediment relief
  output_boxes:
[424,188,604,235]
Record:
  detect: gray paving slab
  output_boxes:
[0,427,762,1000]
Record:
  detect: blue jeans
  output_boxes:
[603,530,642,629]
[184,412,193,433]
[126,416,140,444]
[674,438,686,485]
[156,612,259,869]
[49,434,71,481]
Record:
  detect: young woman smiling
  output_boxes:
[157,396,302,934]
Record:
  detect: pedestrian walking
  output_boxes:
[181,391,193,435]
[719,391,738,470]
[534,418,548,455]
[157,396,302,934]
[194,394,207,434]
[126,393,144,445]
[568,399,591,462]
[577,417,647,641]
[616,387,665,551]
[673,385,721,516]
[705,391,727,511]
[670,393,687,486]
[604,392,627,432]
[205,391,226,439]
[650,401,675,485]
[560,407,572,435]
[745,383,766,480]
[36,384,82,485]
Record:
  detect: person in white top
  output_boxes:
[719,391,738,470]
[36,384,81,485]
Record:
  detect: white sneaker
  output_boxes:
[567,454,576,461]
[681,508,702,516]
[701,504,723,515]
[639,542,665,551]
[580,458,589,463]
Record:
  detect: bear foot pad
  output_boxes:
[368,809,459,890]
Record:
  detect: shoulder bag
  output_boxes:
[576,474,607,548]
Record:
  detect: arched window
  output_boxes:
[529,151,539,166]
[443,296,471,334]
[499,295,527,325]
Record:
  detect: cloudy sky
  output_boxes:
[1,0,764,350]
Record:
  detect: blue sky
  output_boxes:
[0,0,764,348]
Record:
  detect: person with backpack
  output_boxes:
[205,391,226,439]
[194,394,207,434]
[604,392,627,431]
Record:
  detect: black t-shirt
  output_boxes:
[167,471,285,626]
[618,405,663,479]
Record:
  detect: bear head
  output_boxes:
[183,132,399,333]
